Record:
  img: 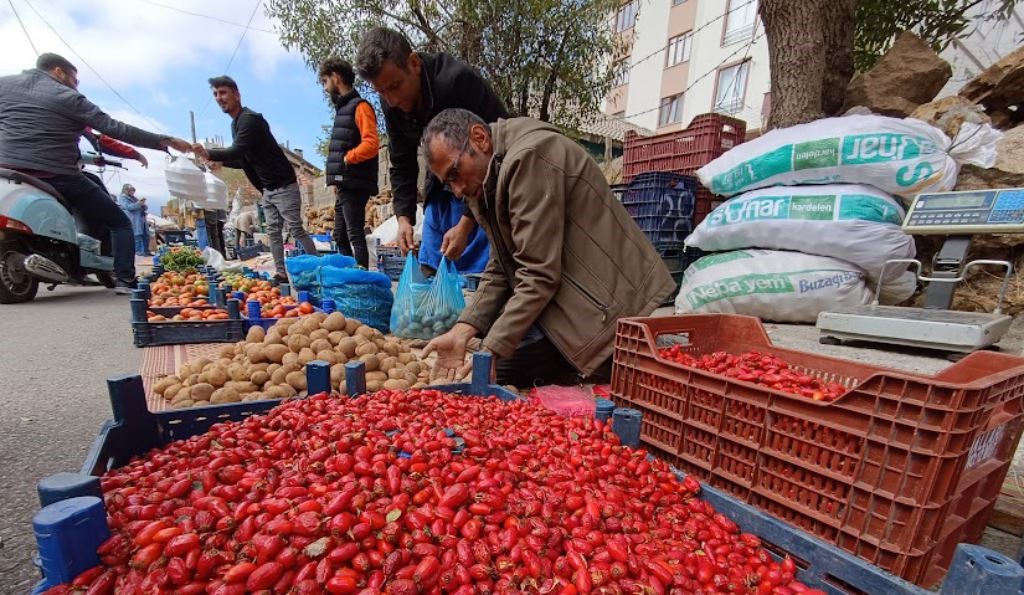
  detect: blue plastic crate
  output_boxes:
[461,274,482,292]
[241,295,328,331]
[128,297,244,347]
[621,172,698,219]
[376,243,405,281]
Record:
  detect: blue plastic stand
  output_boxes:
[129,297,147,322]
[279,283,291,297]
[470,353,494,395]
[33,496,109,590]
[612,407,642,447]
[247,299,261,321]
[36,473,101,507]
[297,290,311,303]
[939,545,1024,594]
[322,299,336,314]
[225,299,240,319]
[595,398,616,422]
[307,361,330,395]
[345,362,366,397]
[131,288,147,301]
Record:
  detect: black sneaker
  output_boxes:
[114,279,138,295]
[272,273,289,286]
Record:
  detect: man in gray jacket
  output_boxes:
[0,53,190,292]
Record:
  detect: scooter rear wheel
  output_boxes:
[0,243,39,303]
[93,271,116,289]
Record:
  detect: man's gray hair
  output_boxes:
[355,27,413,80]
[121,184,135,193]
[421,108,488,162]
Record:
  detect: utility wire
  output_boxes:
[198,0,263,118]
[623,0,754,73]
[22,0,164,130]
[137,0,275,34]
[8,0,38,55]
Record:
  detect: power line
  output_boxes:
[22,0,164,130]
[198,0,262,118]
[623,0,754,73]
[137,0,275,34]
[8,0,38,55]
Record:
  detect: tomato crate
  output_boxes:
[128,297,245,347]
[623,113,745,227]
[376,242,405,281]
[610,313,1024,587]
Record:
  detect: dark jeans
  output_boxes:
[47,173,135,282]
[494,330,613,387]
[333,186,371,269]
[204,211,225,255]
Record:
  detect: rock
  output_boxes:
[993,125,1024,175]
[843,32,952,117]
[954,164,1024,192]
[960,45,1024,129]
[910,96,991,138]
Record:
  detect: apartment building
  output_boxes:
[605,0,771,135]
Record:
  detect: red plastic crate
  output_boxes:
[623,114,746,226]
[610,314,1024,587]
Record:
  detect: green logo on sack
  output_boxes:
[711,145,794,195]
[841,133,929,164]
[789,196,835,220]
[692,251,753,271]
[685,273,794,309]
[837,194,904,223]
[794,139,839,170]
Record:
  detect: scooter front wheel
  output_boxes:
[0,242,39,303]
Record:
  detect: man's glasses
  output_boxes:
[442,135,471,193]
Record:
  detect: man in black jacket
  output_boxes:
[355,27,506,276]
[193,76,318,281]
[319,58,379,269]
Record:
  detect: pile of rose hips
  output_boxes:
[46,390,826,594]
[658,348,846,402]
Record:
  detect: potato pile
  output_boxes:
[152,311,432,409]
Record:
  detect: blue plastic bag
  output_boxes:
[285,254,356,301]
[320,266,393,333]
[391,255,465,339]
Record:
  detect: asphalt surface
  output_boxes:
[0,284,140,594]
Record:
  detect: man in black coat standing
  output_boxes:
[319,58,379,269]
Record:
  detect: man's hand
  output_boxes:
[191,143,210,160]
[136,153,149,168]
[440,216,475,261]
[397,216,416,254]
[423,323,478,382]
[162,137,192,153]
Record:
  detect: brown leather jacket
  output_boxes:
[459,118,676,375]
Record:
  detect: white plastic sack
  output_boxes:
[675,250,873,323]
[201,246,228,271]
[685,184,915,284]
[697,116,1002,198]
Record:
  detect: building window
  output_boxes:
[658,94,684,127]
[610,60,630,87]
[714,61,750,114]
[615,2,638,32]
[723,0,757,46]
[666,32,693,67]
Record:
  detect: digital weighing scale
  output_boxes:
[816,188,1022,357]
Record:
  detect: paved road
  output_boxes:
[0,285,140,594]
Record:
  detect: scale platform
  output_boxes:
[817,305,1011,353]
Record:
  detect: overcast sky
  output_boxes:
[1,0,333,209]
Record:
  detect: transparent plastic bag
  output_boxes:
[391,256,466,340]
[320,266,394,333]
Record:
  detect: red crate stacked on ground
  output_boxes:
[610,313,1024,588]
[623,113,746,226]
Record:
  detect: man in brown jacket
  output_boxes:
[422,108,676,386]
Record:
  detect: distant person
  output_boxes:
[116,184,150,256]
[235,209,258,248]
[192,75,318,283]
[320,57,379,269]
[355,27,504,276]
[0,52,190,292]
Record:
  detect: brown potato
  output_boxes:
[366,380,384,392]
[270,367,289,387]
[206,366,229,387]
[337,338,358,358]
[285,370,307,391]
[322,311,347,332]
[183,373,200,387]
[299,347,317,364]
[153,376,177,396]
[404,371,418,385]
[382,341,400,356]
[397,352,414,365]
[163,383,184,401]
[228,363,249,382]
[334,352,349,364]
[355,342,378,357]
[404,361,421,375]
[338,380,347,395]
[328,331,347,346]
[219,345,235,359]
[250,362,269,373]
[388,367,406,381]
[264,330,284,345]
[344,318,361,335]
[359,354,380,372]
[384,379,411,391]
[379,356,397,373]
[190,383,214,402]
[171,399,195,409]
[310,338,332,354]
[246,325,266,343]
[309,329,330,342]
[266,363,281,376]
[287,334,312,353]
[245,344,268,363]
[330,363,346,384]
[301,317,321,334]
[171,386,193,404]
[250,370,270,387]
[211,386,241,404]
[282,352,300,368]
[412,382,427,389]
[356,325,377,339]
[366,371,389,383]
[265,344,289,364]
[316,350,338,365]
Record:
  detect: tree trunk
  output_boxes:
[760,0,827,129]
[820,0,857,116]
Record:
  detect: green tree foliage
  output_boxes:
[265,0,627,131]
[855,0,1020,71]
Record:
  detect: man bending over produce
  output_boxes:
[422,109,676,386]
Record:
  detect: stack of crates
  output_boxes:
[623,113,746,227]
[620,171,699,295]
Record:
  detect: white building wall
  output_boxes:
[623,0,672,132]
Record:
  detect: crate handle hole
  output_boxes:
[985,555,1006,565]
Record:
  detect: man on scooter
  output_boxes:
[0,53,191,293]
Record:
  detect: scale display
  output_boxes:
[904,188,1024,234]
